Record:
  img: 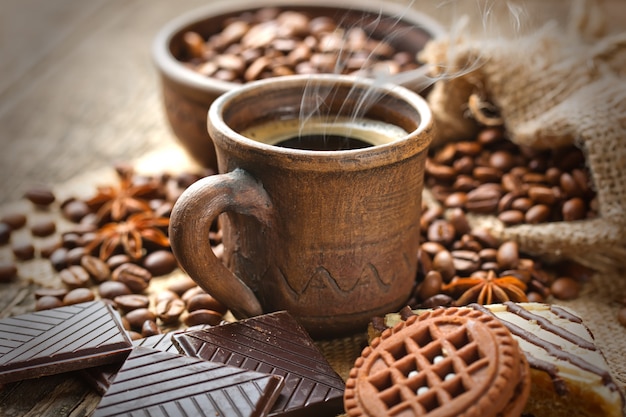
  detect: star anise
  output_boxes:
[85,167,161,223]
[85,211,170,260]
[441,270,528,306]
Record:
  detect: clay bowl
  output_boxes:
[152,0,446,170]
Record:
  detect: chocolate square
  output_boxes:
[0,300,132,384]
[172,311,345,417]
[92,346,284,417]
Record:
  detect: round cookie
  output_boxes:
[344,307,530,417]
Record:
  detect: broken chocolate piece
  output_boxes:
[173,311,345,417]
[82,324,213,395]
[92,346,284,417]
[0,301,132,384]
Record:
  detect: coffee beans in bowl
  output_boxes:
[152,0,445,169]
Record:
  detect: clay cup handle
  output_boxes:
[168,168,273,318]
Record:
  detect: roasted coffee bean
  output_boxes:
[80,255,110,282]
[59,265,91,289]
[98,281,132,300]
[528,186,557,205]
[141,320,161,337]
[0,260,18,282]
[420,241,446,256]
[61,232,81,249]
[114,294,150,312]
[470,229,500,249]
[418,294,455,309]
[34,287,68,299]
[62,200,91,222]
[30,218,56,237]
[416,270,443,301]
[562,197,586,221]
[183,309,223,327]
[525,204,551,224]
[125,308,157,329]
[447,208,471,236]
[112,263,152,293]
[444,192,467,209]
[451,250,481,275]
[168,275,199,295]
[182,286,206,304]
[1,213,27,230]
[427,220,456,247]
[154,290,180,304]
[24,187,56,206]
[550,277,580,300]
[432,250,456,282]
[106,254,132,270]
[66,246,87,265]
[526,292,545,303]
[186,293,225,313]
[496,241,519,270]
[156,298,186,324]
[63,288,95,305]
[49,247,69,271]
[12,240,35,260]
[39,238,62,258]
[143,250,177,276]
[498,210,525,225]
[465,185,502,213]
[0,222,11,245]
[36,296,64,311]
[425,162,456,182]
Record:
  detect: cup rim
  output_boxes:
[207,74,433,171]
[151,0,447,94]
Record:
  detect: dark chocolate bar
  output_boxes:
[0,301,132,384]
[82,324,212,395]
[172,311,345,417]
[92,346,284,417]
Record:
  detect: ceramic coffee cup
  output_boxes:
[169,74,434,338]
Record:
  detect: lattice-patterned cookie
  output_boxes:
[345,307,530,417]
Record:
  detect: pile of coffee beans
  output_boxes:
[425,127,597,225]
[409,202,592,309]
[181,7,421,83]
[0,164,229,339]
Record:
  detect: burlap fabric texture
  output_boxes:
[417,1,626,273]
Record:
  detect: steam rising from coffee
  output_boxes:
[289,0,533,149]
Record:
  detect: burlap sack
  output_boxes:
[418,0,626,272]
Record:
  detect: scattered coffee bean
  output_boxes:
[39,238,62,258]
[181,286,206,304]
[30,218,56,237]
[550,277,581,300]
[125,308,157,330]
[106,254,132,270]
[114,294,150,313]
[155,297,186,324]
[24,187,56,206]
[1,213,27,230]
[59,265,91,289]
[141,320,161,337]
[80,255,110,283]
[143,250,177,276]
[98,280,132,299]
[496,241,519,270]
[34,287,68,299]
[0,260,18,282]
[168,275,198,295]
[12,240,35,261]
[62,199,91,222]
[112,263,152,293]
[183,309,223,327]
[0,222,11,245]
[49,247,69,271]
[36,295,64,311]
[416,270,443,300]
[63,287,95,305]
[186,293,224,313]
[66,246,87,265]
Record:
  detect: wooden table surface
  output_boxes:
[1,1,625,416]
